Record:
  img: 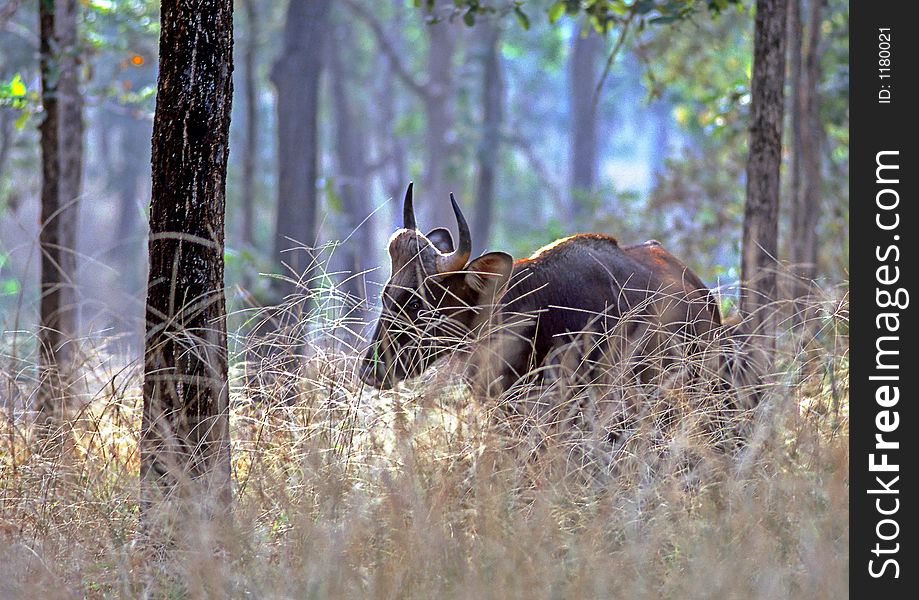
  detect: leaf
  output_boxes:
[608,1,629,17]
[634,0,657,15]
[14,110,30,130]
[87,0,116,14]
[649,15,681,24]
[10,74,26,97]
[1,279,21,296]
[463,9,475,27]
[548,1,565,23]
[514,7,530,30]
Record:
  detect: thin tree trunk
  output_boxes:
[649,99,670,180]
[569,28,602,222]
[255,0,332,405]
[329,21,372,311]
[376,14,408,233]
[110,114,147,354]
[270,0,331,301]
[342,0,459,233]
[240,0,258,255]
[791,0,823,294]
[472,20,503,255]
[38,0,62,419]
[37,0,83,423]
[741,0,788,347]
[141,0,234,514]
[786,0,803,277]
[379,56,408,233]
[112,112,147,295]
[0,111,13,187]
[56,0,81,326]
[422,9,458,231]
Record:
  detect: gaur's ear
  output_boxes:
[426,228,454,253]
[465,252,513,299]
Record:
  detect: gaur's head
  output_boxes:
[359,183,513,389]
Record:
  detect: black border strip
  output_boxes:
[851,1,915,595]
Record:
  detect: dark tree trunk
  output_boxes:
[329,21,372,310]
[569,29,602,222]
[240,0,258,256]
[38,0,62,418]
[141,0,234,512]
[741,0,788,344]
[270,0,331,301]
[37,0,83,420]
[56,0,81,326]
[790,0,823,295]
[472,21,503,255]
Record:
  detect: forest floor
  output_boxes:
[0,294,849,599]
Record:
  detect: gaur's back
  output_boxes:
[490,234,721,383]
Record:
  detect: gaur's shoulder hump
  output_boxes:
[516,233,619,265]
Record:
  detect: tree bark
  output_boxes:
[37,0,83,421]
[270,0,331,301]
[569,28,602,222]
[472,20,503,255]
[141,0,234,513]
[741,0,788,345]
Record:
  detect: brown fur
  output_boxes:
[473,236,721,392]
[361,232,721,395]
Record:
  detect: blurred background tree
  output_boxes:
[34,0,84,422]
[0,0,848,369]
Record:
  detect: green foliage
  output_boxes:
[637,2,752,135]
[0,251,21,297]
[82,0,160,114]
[813,0,849,279]
[0,0,849,337]
[0,73,27,103]
[513,5,531,29]
[1,278,22,296]
[0,73,38,130]
[436,0,742,32]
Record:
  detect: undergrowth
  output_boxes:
[0,282,849,599]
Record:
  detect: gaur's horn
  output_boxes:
[435,193,472,273]
[402,182,417,230]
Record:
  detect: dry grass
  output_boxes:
[0,281,849,599]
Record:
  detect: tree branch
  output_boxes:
[501,130,565,211]
[593,9,637,111]
[0,0,21,30]
[341,0,430,101]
